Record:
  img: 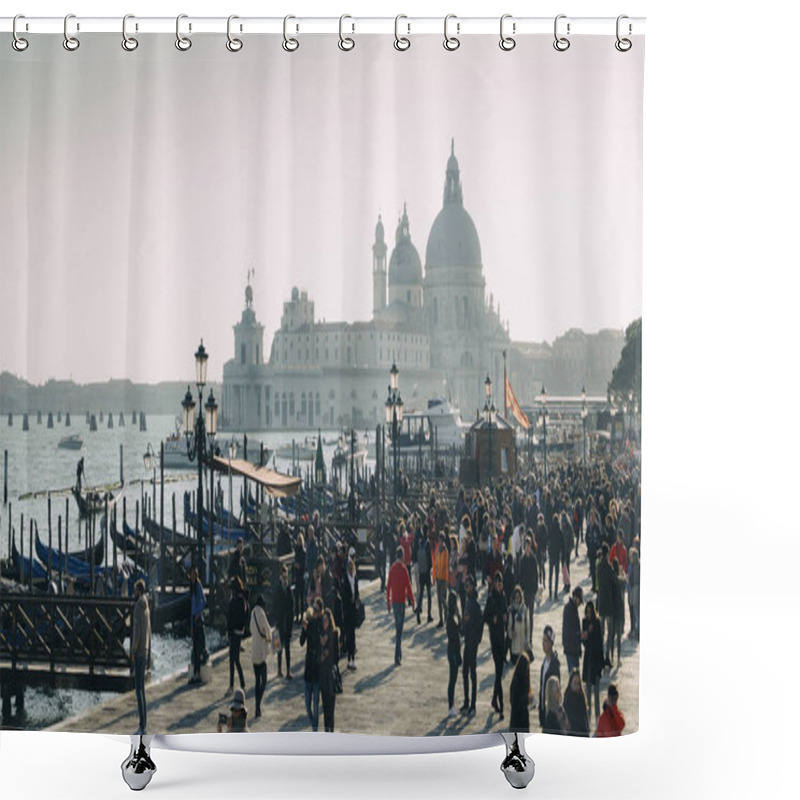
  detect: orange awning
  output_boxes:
[211,457,302,498]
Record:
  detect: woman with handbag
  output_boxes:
[248,594,271,718]
[319,608,340,733]
[341,555,360,670]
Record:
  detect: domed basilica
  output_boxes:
[221,142,622,432]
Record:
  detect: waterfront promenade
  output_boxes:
[47,546,639,738]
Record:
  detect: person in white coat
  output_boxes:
[249,594,272,718]
[507,584,530,665]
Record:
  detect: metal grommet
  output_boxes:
[615,15,632,52]
[283,15,299,52]
[338,14,355,51]
[553,14,570,52]
[443,14,460,51]
[12,15,29,51]
[394,15,410,51]
[175,14,192,51]
[499,14,516,51]
[226,15,243,52]
[63,13,80,51]
[122,14,139,51]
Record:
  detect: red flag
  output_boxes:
[505,376,530,430]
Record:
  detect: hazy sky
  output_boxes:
[1,33,643,384]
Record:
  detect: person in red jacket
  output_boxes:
[595,683,625,737]
[610,531,628,575]
[386,546,415,666]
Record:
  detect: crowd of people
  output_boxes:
[175,451,639,739]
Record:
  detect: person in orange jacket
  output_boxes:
[434,532,450,628]
[595,683,625,737]
[386,546,415,666]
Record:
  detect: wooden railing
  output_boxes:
[0,593,133,675]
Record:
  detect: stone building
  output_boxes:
[221,142,623,432]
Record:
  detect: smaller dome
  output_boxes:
[388,204,422,287]
[291,286,300,301]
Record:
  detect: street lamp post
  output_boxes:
[181,340,218,582]
[580,386,588,468]
[350,428,356,497]
[227,438,238,537]
[609,400,617,462]
[384,362,403,503]
[484,374,494,488]
[540,385,548,483]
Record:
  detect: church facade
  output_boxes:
[221,143,623,432]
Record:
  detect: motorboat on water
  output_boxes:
[332,430,368,469]
[58,433,84,450]
[274,436,319,461]
[376,397,467,455]
[163,420,267,468]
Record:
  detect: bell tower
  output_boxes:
[372,214,387,315]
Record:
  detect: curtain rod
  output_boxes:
[1,16,646,36]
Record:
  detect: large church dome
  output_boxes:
[425,141,482,271]
[388,204,423,286]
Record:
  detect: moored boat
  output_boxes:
[58,433,83,450]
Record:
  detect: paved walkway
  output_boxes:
[47,547,638,737]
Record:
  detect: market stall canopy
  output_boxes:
[211,457,302,498]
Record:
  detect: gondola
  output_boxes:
[71,480,124,518]
[34,530,104,574]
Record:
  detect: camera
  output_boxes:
[218,712,228,726]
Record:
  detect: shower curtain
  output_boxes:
[0,25,643,738]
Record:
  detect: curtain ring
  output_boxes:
[499,14,516,51]
[283,15,299,52]
[63,13,80,51]
[338,15,355,51]
[553,14,570,52]
[443,14,460,51]
[394,15,410,51]
[615,15,632,52]
[227,15,243,52]
[12,15,29,52]
[122,14,139,51]
[175,14,192,51]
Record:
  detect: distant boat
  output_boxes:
[58,433,84,451]
[332,431,368,469]
[275,436,318,461]
[379,397,467,455]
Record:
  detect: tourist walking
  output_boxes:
[434,532,450,627]
[538,625,561,729]
[415,526,433,624]
[341,556,360,670]
[226,576,248,694]
[386,546,415,666]
[274,564,294,679]
[189,566,206,684]
[548,512,563,600]
[585,508,602,591]
[446,591,462,717]
[611,557,626,666]
[581,600,604,720]
[507,584,530,664]
[249,594,271,718]
[299,598,324,731]
[227,537,247,585]
[130,578,150,735]
[542,675,570,735]
[562,669,590,736]
[484,571,508,719]
[461,575,483,715]
[596,683,626,737]
[319,608,340,732]
[518,535,538,641]
[560,511,575,593]
[596,542,615,667]
[562,586,584,674]
[627,546,640,640]
[294,532,306,622]
[508,649,533,733]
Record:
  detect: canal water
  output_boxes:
[0,413,354,729]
